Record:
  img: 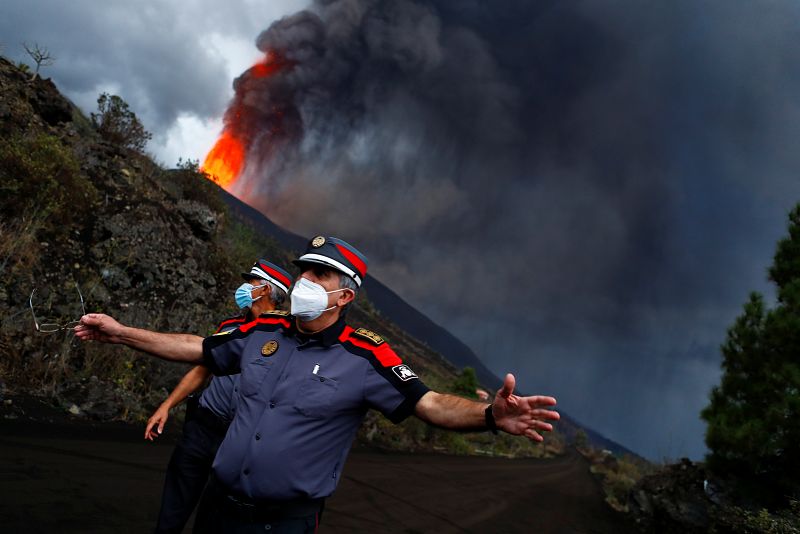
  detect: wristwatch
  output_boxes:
[485,404,498,435]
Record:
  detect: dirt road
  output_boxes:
[0,406,634,533]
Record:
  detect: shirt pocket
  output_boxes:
[240,358,273,397]
[294,375,339,418]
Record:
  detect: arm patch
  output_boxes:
[353,328,384,345]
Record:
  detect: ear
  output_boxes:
[253,281,270,298]
[336,288,356,307]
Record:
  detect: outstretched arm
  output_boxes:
[414,373,559,441]
[74,313,204,363]
[145,365,212,440]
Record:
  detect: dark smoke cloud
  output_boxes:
[227,0,800,459]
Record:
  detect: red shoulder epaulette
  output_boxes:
[339,325,402,367]
[214,316,247,334]
[238,315,292,333]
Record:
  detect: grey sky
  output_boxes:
[1,0,309,164]
[4,0,799,460]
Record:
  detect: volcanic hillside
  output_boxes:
[0,56,614,457]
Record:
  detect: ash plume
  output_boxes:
[222,0,800,459]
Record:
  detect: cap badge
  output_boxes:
[261,340,279,357]
[311,236,326,248]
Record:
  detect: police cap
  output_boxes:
[241,259,293,294]
[293,236,368,287]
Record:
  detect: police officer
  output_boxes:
[145,259,293,533]
[76,236,560,533]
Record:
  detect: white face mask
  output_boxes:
[290,277,346,321]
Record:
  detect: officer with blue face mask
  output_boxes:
[145,259,292,534]
[76,236,560,534]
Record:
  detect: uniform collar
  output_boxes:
[289,316,347,347]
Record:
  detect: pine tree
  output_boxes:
[701,204,800,502]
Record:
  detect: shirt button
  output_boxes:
[243,468,250,475]
[269,401,276,409]
[264,525,271,531]
[255,433,261,441]
[319,377,325,382]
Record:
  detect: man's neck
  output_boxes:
[296,310,341,335]
[248,304,275,320]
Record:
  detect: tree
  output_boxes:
[575,429,589,451]
[90,93,152,152]
[701,204,800,503]
[451,367,480,399]
[22,42,55,81]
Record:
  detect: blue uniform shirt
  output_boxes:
[198,317,247,423]
[202,312,429,501]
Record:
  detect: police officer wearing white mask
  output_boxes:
[76,236,560,533]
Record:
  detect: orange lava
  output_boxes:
[202,51,293,190]
[201,132,244,188]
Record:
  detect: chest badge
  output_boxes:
[261,340,279,357]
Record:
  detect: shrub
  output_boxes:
[0,133,98,234]
[450,366,479,399]
[91,93,152,152]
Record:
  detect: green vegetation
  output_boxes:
[588,453,649,511]
[91,93,152,152]
[574,428,589,450]
[0,133,97,224]
[450,366,479,398]
[701,203,800,504]
[0,133,98,272]
[715,501,800,534]
[580,444,653,512]
[171,158,228,214]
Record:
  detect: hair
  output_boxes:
[266,280,286,307]
[247,277,286,309]
[338,273,359,315]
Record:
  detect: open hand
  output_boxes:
[492,373,559,441]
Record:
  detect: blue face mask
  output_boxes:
[235,282,267,310]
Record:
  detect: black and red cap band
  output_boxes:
[293,236,368,287]
[240,259,292,293]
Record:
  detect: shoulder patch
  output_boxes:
[213,329,233,336]
[259,310,289,317]
[353,328,384,345]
